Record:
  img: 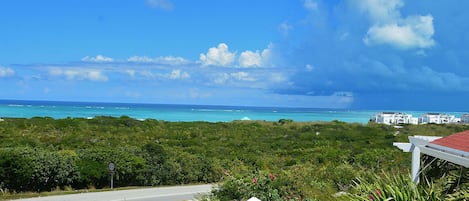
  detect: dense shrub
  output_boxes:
[30,149,79,191]
[0,147,78,191]
[205,170,330,201]
[0,148,34,191]
[0,117,467,200]
[76,147,146,188]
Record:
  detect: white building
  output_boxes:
[371,112,418,125]
[462,114,469,124]
[419,113,458,124]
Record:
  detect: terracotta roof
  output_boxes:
[430,130,469,152]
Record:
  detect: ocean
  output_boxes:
[0,100,466,123]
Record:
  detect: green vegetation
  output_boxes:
[0,116,468,200]
[346,164,469,201]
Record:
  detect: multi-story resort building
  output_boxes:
[371,112,418,125]
[371,112,464,125]
[419,113,460,124]
[462,114,469,124]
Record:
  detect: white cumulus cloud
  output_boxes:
[239,51,262,67]
[356,0,435,49]
[81,55,114,62]
[200,43,236,67]
[49,68,108,82]
[238,44,273,67]
[0,67,15,77]
[364,15,435,49]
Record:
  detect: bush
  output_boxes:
[30,149,79,191]
[207,170,325,201]
[76,147,146,188]
[0,148,34,191]
[0,147,79,191]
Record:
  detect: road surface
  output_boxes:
[14,184,213,201]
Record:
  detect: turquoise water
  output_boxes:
[0,100,466,123]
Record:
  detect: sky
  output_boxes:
[1,0,469,111]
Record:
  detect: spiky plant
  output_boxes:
[346,166,469,201]
[346,172,441,201]
[421,155,469,200]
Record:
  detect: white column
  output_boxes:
[411,145,420,183]
[395,136,442,184]
[408,136,441,183]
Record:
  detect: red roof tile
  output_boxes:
[430,130,469,152]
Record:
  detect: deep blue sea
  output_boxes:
[0,100,466,123]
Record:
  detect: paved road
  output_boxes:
[14,184,213,201]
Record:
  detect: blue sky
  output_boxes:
[1,0,468,110]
